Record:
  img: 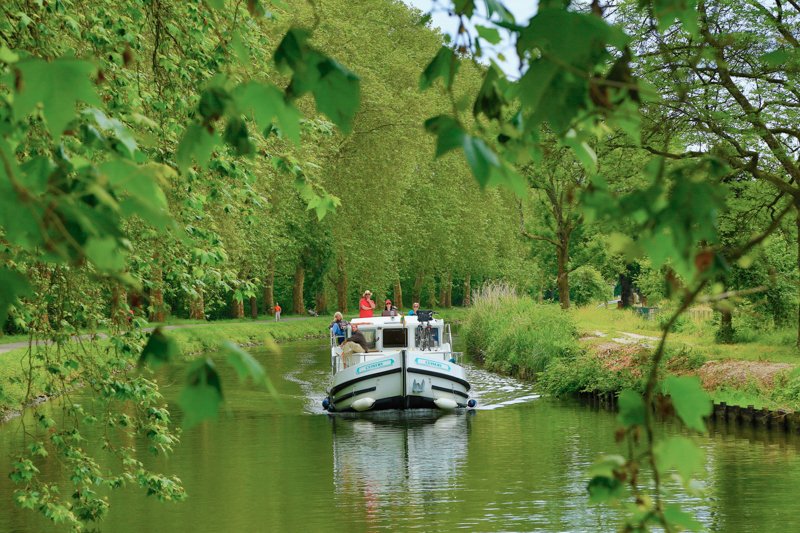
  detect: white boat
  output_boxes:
[323,313,475,412]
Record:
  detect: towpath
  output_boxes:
[0,316,313,354]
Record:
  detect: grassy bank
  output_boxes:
[462,294,800,412]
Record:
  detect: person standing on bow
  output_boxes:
[381,299,398,317]
[359,290,376,318]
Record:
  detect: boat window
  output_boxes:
[351,328,376,350]
[382,328,407,348]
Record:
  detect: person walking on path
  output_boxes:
[359,290,376,318]
[274,303,282,321]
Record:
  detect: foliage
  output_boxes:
[463,289,579,379]
[569,266,610,306]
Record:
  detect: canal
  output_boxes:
[1,338,799,531]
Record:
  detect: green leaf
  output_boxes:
[0,46,19,64]
[19,156,55,194]
[178,358,223,429]
[233,82,301,144]
[453,0,475,16]
[204,0,224,9]
[176,123,219,172]
[663,375,711,432]
[139,327,180,368]
[663,504,703,531]
[84,108,138,156]
[273,28,360,133]
[463,135,499,186]
[424,115,466,156]
[654,435,705,482]
[473,66,507,120]
[313,59,360,133]
[0,267,31,325]
[13,58,100,140]
[223,117,255,156]
[420,46,460,91]
[223,341,268,387]
[617,389,645,428]
[587,475,625,504]
[476,25,502,45]
[85,237,127,272]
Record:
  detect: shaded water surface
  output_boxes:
[1,339,800,531]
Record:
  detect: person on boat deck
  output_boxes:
[341,324,368,366]
[331,312,347,345]
[381,299,398,317]
[359,290,376,318]
[407,302,420,316]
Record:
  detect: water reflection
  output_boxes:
[331,412,471,527]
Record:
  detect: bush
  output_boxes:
[569,266,610,306]
[463,287,579,379]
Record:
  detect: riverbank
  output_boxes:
[462,294,800,413]
[0,317,332,421]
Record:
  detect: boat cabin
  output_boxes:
[330,315,452,372]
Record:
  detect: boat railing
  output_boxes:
[331,350,398,373]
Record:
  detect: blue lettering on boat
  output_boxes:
[356,358,395,375]
[415,358,451,372]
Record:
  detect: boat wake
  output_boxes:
[464,365,540,410]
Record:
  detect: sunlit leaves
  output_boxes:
[13,58,100,140]
[274,28,361,133]
[663,376,711,432]
[178,357,223,429]
[420,46,460,91]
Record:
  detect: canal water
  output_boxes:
[1,338,800,531]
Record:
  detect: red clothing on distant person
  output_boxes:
[275,304,282,313]
[359,297,374,318]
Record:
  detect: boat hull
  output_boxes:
[328,351,470,413]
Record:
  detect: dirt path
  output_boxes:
[0,317,312,354]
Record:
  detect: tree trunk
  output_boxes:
[336,255,348,314]
[444,272,452,307]
[796,206,800,348]
[249,296,258,319]
[293,263,305,315]
[412,272,425,303]
[438,275,447,309]
[717,307,735,344]
[263,255,275,314]
[230,294,244,319]
[426,276,438,308]
[111,284,128,325]
[463,273,471,306]
[619,273,635,308]
[190,289,205,320]
[149,262,165,322]
[315,290,328,315]
[393,278,403,309]
[556,245,570,310]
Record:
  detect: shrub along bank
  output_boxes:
[462,295,800,412]
[462,295,580,379]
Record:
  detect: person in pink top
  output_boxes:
[359,290,376,318]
